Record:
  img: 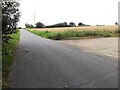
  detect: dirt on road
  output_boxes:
[57,37,118,58]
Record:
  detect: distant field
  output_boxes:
[32,25,118,32]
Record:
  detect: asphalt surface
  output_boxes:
[10,29,118,88]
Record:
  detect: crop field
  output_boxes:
[28,25,118,40]
[32,25,118,32]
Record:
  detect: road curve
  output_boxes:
[10,29,118,88]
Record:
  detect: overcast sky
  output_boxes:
[18,0,119,27]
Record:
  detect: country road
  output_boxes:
[10,29,118,88]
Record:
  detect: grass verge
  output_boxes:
[2,30,20,88]
[27,29,118,40]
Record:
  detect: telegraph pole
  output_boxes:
[34,11,36,26]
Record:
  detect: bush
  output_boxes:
[53,33,63,40]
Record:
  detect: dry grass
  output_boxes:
[32,25,118,32]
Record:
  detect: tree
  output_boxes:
[46,22,68,28]
[25,23,34,28]
[63,22,67,26]
[115,22,118,25]
[69,22,76,27]
[2,1,20,43]
[36,22,45,28]
[54,22,68,27]
[78,22,83,26]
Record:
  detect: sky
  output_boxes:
[18,0,119,27]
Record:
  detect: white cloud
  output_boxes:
[18,0,119,27]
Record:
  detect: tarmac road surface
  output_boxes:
[10,29,118,88]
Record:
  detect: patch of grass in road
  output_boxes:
[27,28,118,40]
[2,29,20,88]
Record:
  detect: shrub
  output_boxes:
[52,33,63,40]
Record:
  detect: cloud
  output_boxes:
[18,0,119,27]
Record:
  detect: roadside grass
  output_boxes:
[27,29,118,40]
[2,29,20,88]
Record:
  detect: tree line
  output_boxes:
[25,22,90,28]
